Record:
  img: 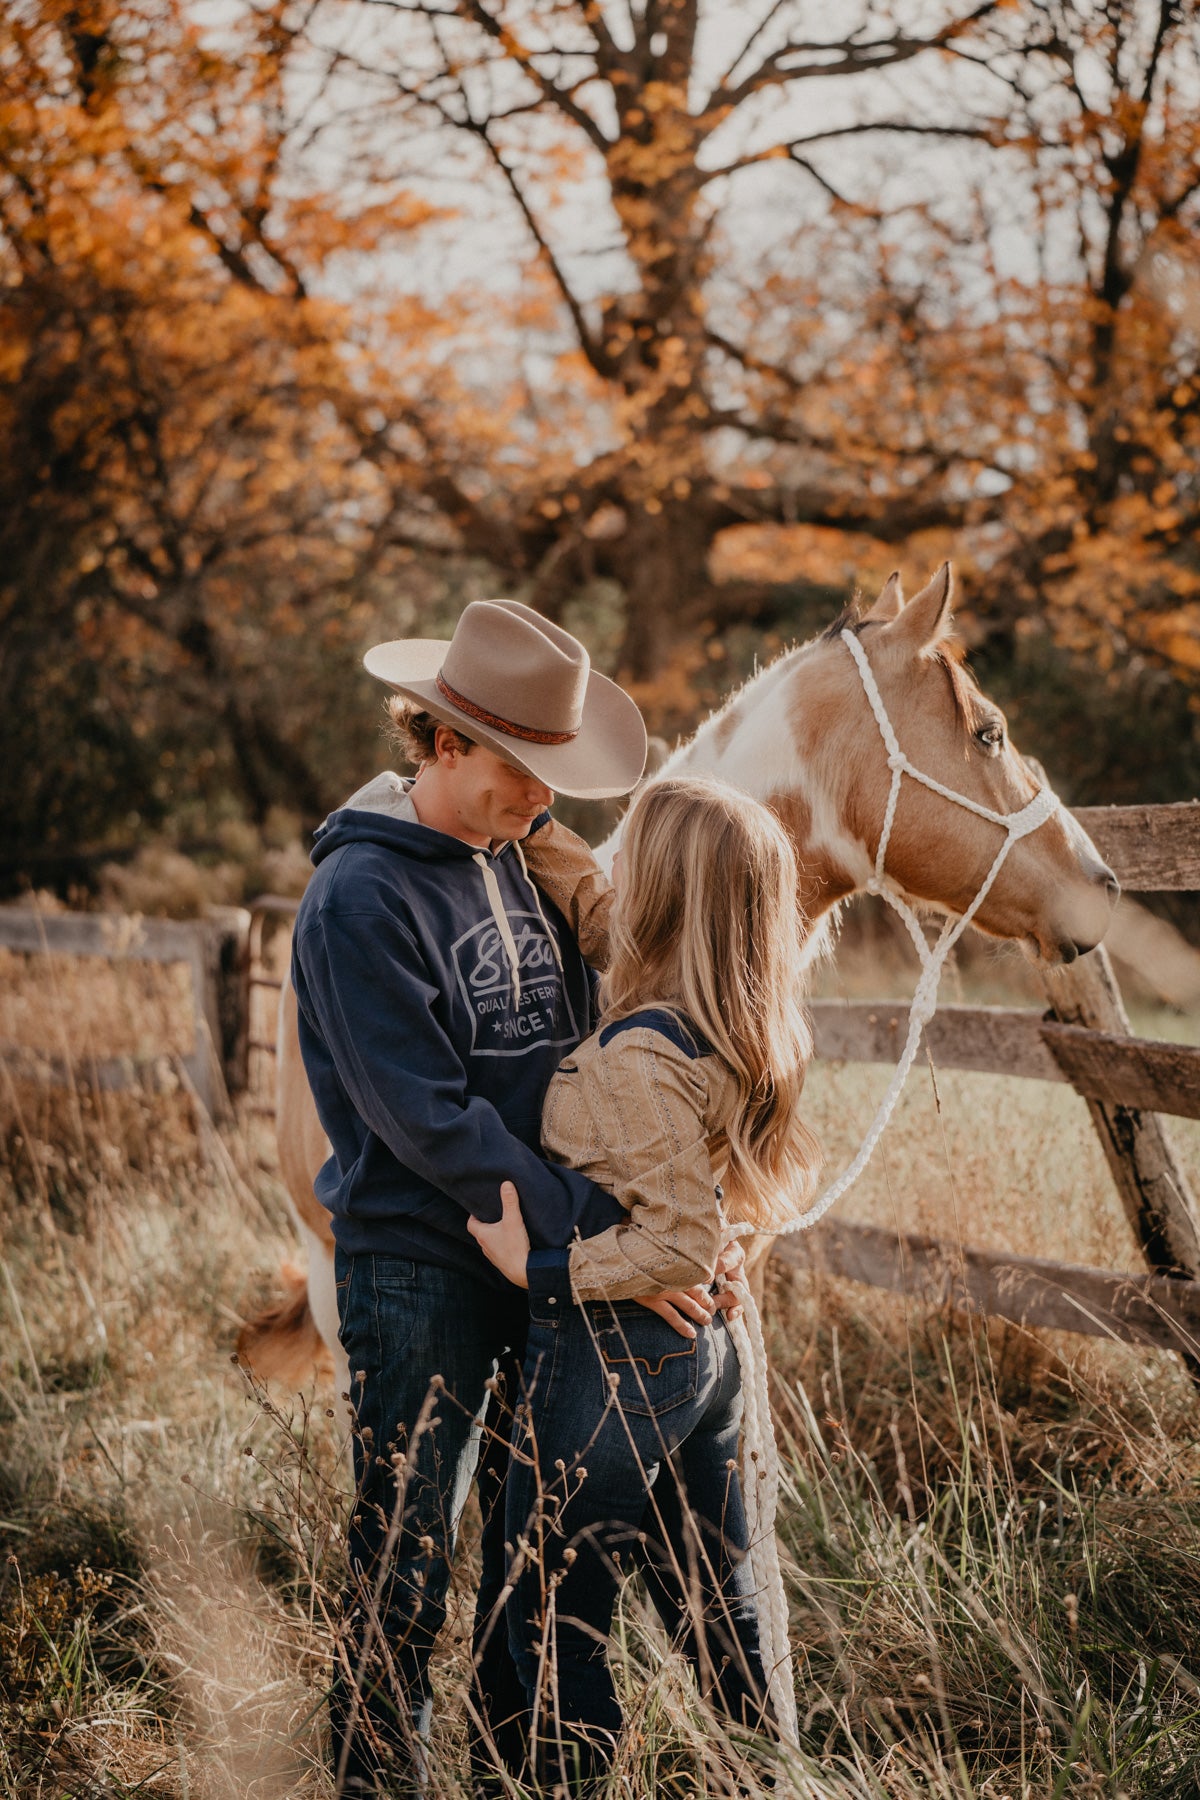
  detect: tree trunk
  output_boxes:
[614,504,711,681]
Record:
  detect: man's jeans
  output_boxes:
[331,1248,529,1797]
[505,1294,772,1790]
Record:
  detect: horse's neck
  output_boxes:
[595,639,864,925]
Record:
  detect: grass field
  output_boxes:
[2,925,1200,1798]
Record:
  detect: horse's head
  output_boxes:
[789,564,1118,964]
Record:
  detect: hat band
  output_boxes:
[435,671,580,746]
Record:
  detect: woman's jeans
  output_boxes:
[332,1247,530,1797]
[505,1293,772,1789]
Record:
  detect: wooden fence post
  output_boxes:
[204,908,251,1098]
[1041,945,1200,1284]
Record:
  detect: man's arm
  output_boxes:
[295,902,621,1247]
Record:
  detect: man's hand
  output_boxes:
[467,1181,531,1289]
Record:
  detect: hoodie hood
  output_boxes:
[340,769,422,823]
[312,771,497,868]
[311,770,560,1011]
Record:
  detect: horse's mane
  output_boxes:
[821,597,864,641]
[821,596,977,735]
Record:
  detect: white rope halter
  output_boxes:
[781,628,1063,1231]
[729,626,1064,1748]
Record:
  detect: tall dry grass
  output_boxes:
[2,925,1199,1797]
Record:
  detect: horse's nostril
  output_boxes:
[1104,872,1120,899]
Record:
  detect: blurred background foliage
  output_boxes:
[2,0,1199,896]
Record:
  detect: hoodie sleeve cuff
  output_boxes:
[526,1247,572,1301]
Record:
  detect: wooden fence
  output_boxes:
[0,907,251,1118]
[780,800,1200,1372]
[2,802,1199,1366]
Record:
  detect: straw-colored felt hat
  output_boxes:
[364,600,647,800]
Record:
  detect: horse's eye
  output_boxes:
[976,723,1004,752]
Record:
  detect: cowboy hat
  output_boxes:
[363,600,647,800]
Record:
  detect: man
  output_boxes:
[291,600,723,1796]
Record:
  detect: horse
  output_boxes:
[237,565,1118,1392]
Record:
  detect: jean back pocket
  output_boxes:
[596,1320,697,1417]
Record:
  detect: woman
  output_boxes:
[470,776,821,1789]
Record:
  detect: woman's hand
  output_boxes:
[634,1239,748,1338]
[711,1237,746,1324]
[467,1180,531,1289]
[635,1285,716,1339]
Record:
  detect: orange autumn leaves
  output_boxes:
[3,0,1200,862]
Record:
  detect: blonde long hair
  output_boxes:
[601,776,821,1228]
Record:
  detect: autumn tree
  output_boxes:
[293,0,1020,677]
[975,0,1200,678]
[747,1,1200,679]
[290,0,1200,692]
[5,0,1199,880]
[0,0,460,864]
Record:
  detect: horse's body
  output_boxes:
[239,568,1117,1386]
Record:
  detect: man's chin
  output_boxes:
[490,817,539,847]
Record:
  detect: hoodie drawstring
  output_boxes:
[473,852,525,1012]
[473,841,565,1014]
[514,839,564,974]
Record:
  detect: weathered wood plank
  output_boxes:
[1041,949,1200,1296]
[0,1044,189,1096]
[0,909,206,964]
[810,1001,1200,1120]
[0,906,247,1115]
[811,1001,1066,1083]
[1072,801,1200,892]
[773,1217,1200,1357]
[1040,1022,1200,1120]
[247,894,301,919]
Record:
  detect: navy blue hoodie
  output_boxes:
[291,774,622,1287]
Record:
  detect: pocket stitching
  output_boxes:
[371,1256,418,1289]
[600,1342,696,1380]
[598,1329,698,1416]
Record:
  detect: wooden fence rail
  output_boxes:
[774,1219,1200,1359]
[791,799,1200,1372]
[809,1002,1200,1120]
[1074,801,1200,891]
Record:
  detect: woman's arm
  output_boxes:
[521,815,614,969]
[561,1028,727,1303]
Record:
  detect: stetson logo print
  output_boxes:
[451,911,581,1057]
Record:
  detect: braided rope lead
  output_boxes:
[728,627,1064,1750]
[728,1287,799,1746]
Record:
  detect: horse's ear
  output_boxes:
[862,570,904,623]
[881,562,954,652]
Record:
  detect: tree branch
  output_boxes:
[704,326,805,394]
[710,3,1000,112]
[703,117,1001,185]
[453,0,612,152]
[470,121,609,375]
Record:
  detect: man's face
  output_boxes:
[443,742,554,846]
